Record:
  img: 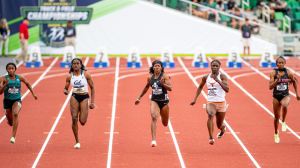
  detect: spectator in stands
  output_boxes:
[216,0,225,11]
[64,21,76,49]
[226,0,236,11]
[251,19,260,35]
[241,18,252,56]
[16,18,29,63]
[205,0,217,21]
[273,0,288,14]
[192,0,209,19]
[0,18,10,57]
[231,7,243,29]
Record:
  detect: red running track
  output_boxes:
[0,57,299,168]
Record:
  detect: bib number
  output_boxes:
[276,84,287,91]
[208,88,217,96]
[8,87,19,94]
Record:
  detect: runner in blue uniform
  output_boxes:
[135,60,172,147]
[0,62,37,144]
[269,56,300,143]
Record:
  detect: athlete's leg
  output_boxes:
[280,96,290,123]
[216,112,226,130]
[150,101,160,142]
[160,104,169,127]
[5,109,13,126]
[206,103,217,140]
[70,96,80,143]
[273,98,281,134]
[79,98,89,126]
[11,101,22,139]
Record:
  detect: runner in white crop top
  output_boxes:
[206,73,225,102]
[70,71,89,94]
[64,58,95,149]
[190,59,229,145]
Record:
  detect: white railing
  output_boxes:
[262,4,271,24]
[283,16,291,34]
[241,0,250,11]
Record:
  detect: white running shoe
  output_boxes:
[10,137,15,144]
[281,122,287,132]
[74,143,81,149]
[209,138,215,145]
[274,133,280,143]
[217,126,226,139]
[151,140,157,147]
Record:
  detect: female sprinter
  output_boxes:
[135,60,172,147]
[190,59,229,145]
[64,58,95,149]
[269,56,300,143]
[0,62,37,144]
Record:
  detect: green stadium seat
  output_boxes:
[294,22,300,32]
[219,14,231,23]
[294,12,300,20]
[275,12,284,30]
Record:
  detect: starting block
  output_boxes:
[60,46,76,68]
[260,52,276,68]
[192,49,208,68]
[227,51,242,68]
[127,48,142,68]
[161,49,175,68]
[94,49,109,68]
[25,46,43,68]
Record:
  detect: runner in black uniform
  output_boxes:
[135,60,172,147]
[269,56,300,143]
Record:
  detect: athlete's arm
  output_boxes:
[19,75,37,100]
[217,74,229,93]
[190,75,208,105]
[0,77,7,94]
[64,74,71,95]
[160,74,172,91]
[85,71,95,109]
[135,76,150,105]
[269,70,279,90]
[288,70,300,100]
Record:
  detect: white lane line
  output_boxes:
[106,57,120,168]
[32,57,89,168]
[286,66,300,77]
[147,57,152,66]
[242,60,297,97]
[0,58,58,124]
[215,59,300,139]
[178,57,261,168]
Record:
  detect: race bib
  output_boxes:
[208,88,217,96]
[8,87,19,94]
[276,84,287,91]
[73,87,85,93]
[153,88,163,95]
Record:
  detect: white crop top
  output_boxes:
[206,73,225,102]
[71,71,89,94]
